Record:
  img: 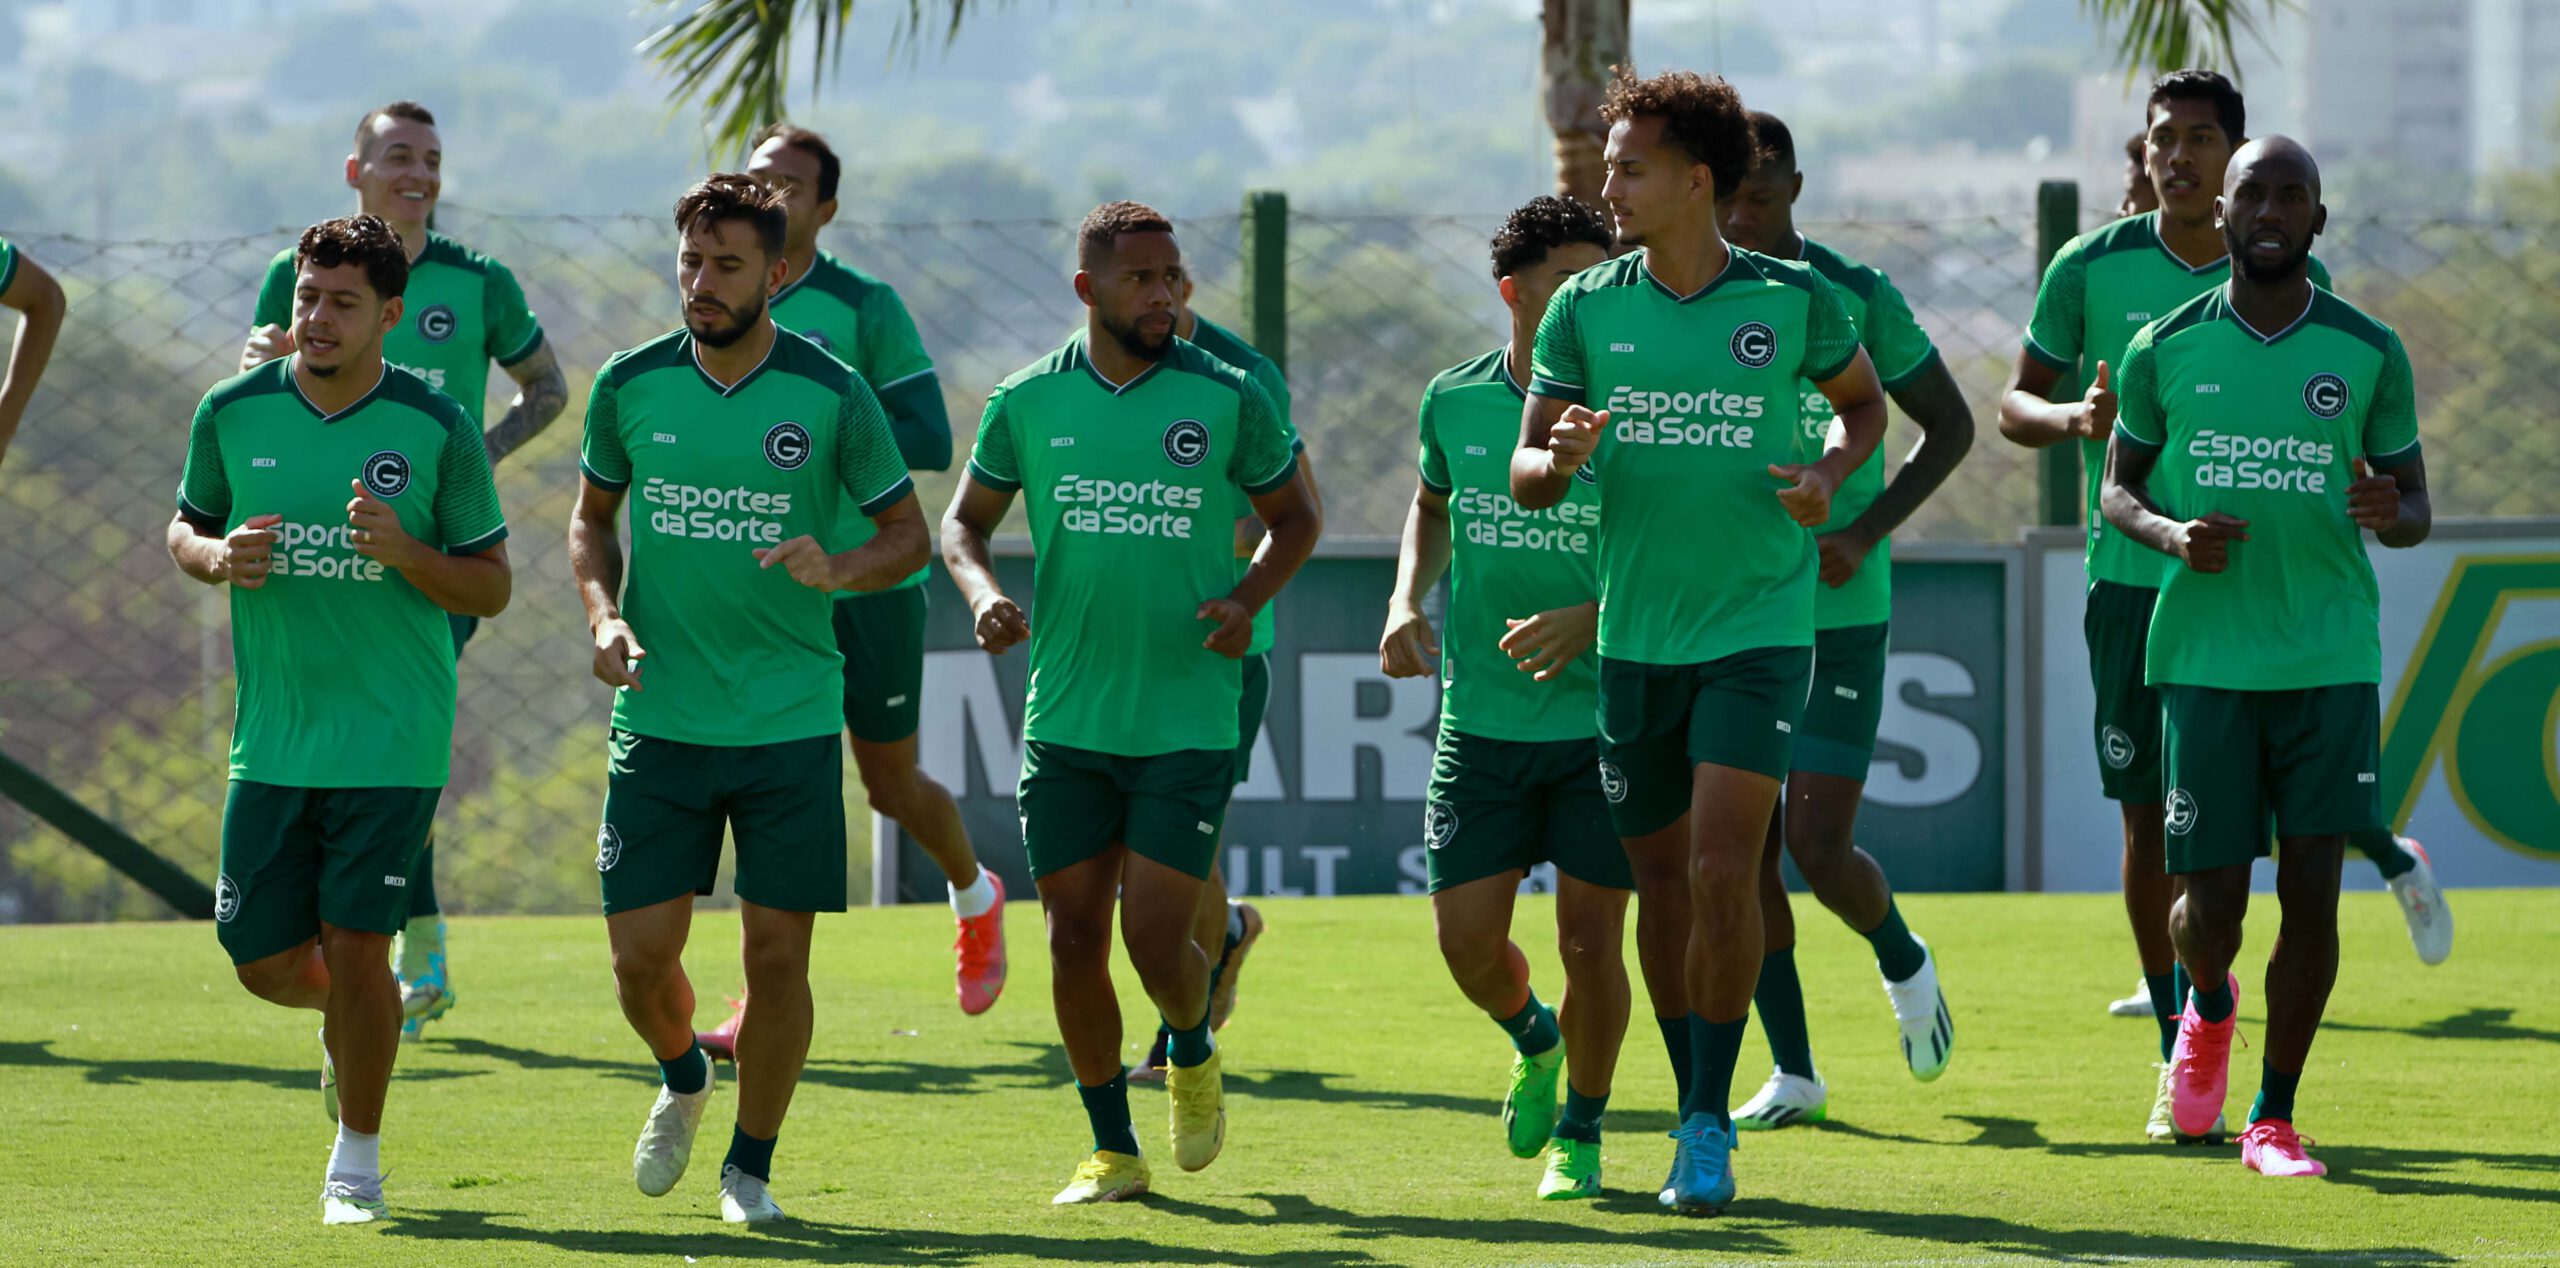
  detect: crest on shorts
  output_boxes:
[595,824,625,872]
[2302,372,2349,420]
[1425,802,1458,851]
[2101,726,2135,771]
[416,303,457,343]
[361,450,412,498]
[214,873,241,923]
[1730,321,1777,369]
[764,421,812,471]
[1163,418,1210,468]
[2164,788,2199,836]
[1598,759,1628,805]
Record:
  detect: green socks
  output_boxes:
[1557,1085,1609,1144]
[2250,1061,2302,1124]
[1682,1013,1748,1130]
[1165,1014,1215,1068]
[1496,992,1561,1056]
[1078,1073,1141,1156]
[1658,1015,1694,1109]
[2191,977,2235,1024]
[2355,828,2416,879]
[1862,900,1928,983]
[723,1124,776,1182]
[1753,945,1817,1079]
[657,1044,709,1095]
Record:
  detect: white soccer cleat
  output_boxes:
[1883,937,1953,1081]
[320,1174,384,1224]
[633,1063,716,1198]
[2386,837,2453,967]
[720,1164,786,1223]
[1732,1067,1828,1130]
[2108,979,2156,1018]
[2146,1061,2229,1143]
[319,1027,339,1122]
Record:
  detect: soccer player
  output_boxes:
[1379,194,1625,1199]
[2118,132,2159,218]
[1715,111,1970,1129]
[167,215,512,1224]
[0,235,66,472]
[1514,68,1887,1216]
[239,101,568,1039]
[942,201,1318,1204]
[1999,72,2451,1138]
[570,175,926,1224]
[2101,136,2427,1179]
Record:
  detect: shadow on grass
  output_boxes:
[2322,1007,2560,1046]
[0,1038,484,1093]
[430,1036,1072,1096]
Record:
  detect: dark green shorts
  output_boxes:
[1793,622,1889,781]
[1425,729,1630,893]
[834,586,928,744]
[596,728,847,915]
[2086,580,2163,804]
[1234,652,1271,785]
[216,781,440,965]
[1597,646,1814,838]
[449,614,479,657]
[1017,741,1233,881]
[2160,683,2383,875]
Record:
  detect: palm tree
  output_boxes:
[1541,0,1629,208]
[642,0,995,158]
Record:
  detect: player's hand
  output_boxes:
[1379,603,1439,678]
[2346,458,2400,532]
[753,535,839,591]
[972,593,1030,655]
[2174,512,2250,573]
[1501,602,1596,682]
[592,618,646,691]
[1199,598,1254,659]
[1816,527,1877,587]
[1547,406,1606,475]
[222,512,285,589]
[2076,361,2118,439]
[345,480,428,571]
[1769,462,1838,528]
[241,323,294,372]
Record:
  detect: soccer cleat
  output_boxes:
[1667,1114,1738,1216]
[1127,1029,1171,1085]
[954,869,1008,1015]
[1052,1150,1151,1204]
[2108,979,2156,1018]
[2169,974,2240,1139]
[2386,838,2453,967]
[319,1027,338,1122]
[2240,1120,2327,1177]
[1208,901,1265,1032]
[1732,1068,1828,1131]
[719,1164,785,1223]
[695,995,748,1063]
[1536,1137,1603,1200]
[320,1175,384,1225]
[2146,1062,2227,1143]
[1883,937,1953,1080]
[396,918,454,1041]
[1502,1041,1565,1158]
[1166,1050,1227,1172]
[633,1061,716,1197]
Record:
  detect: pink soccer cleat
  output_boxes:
[2168,974,2240,1139]
[954,870,1008,1015]
[695,995,747,1063]
[2240,1120,2327,1177]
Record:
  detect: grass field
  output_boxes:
[4,890,2556,1266]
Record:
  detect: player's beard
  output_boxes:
[1100,311,1172,364]
[2223,219,2312,285]
[689,293,768,349]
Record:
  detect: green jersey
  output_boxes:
[2115,286,2419,691]
[2024,212,2331,589]
[1791,237,1942,630]
[0,237,20,294]
[967,337,1297,757]
[769,249,948,593]
[1418,347,1598,742]
[579,328,915,746]
[1183,314,1301,658]
[254,231,545,424]
[1529,247,1861,664]
[176,358,508,788]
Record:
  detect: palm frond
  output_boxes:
[641,1,999,160]
[2081,0,2287,80]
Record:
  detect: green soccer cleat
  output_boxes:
[1537,1137,1602,1201]
[1502,1041,1564,1159]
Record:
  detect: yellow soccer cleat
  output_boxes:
[1166,1050,1227,1172]
[1052,1150,1151,1204]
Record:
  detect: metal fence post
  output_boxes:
[2035,180,2080,527]
[1240,189,1288,373]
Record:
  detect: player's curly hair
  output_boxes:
[754,122,842,204]
[295,215,409,300]
[674,173,788,258]
[1489,195,1611,280]
[1600,66,1757,199]
[1077,200,1176,271]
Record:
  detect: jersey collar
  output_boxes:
[1641,245,1753,304]
[2221,285,2317,346]
[2148,212,2230,276]
[287,355,390,423]
[770,249,832,305]
[1076,337,1165,396]
[689,329,777,397]
[1492,346,1528,399]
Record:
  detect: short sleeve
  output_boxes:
[0,238,19,296]
[578,371,631,490]
[965,389,1022,491]
[1527,284,1586,403]
[1861,273,1940,389]
[2363,332,2421,464]
[251,249,294,331]
[177,394,231,526]
[2112,325,2165,451]
[856,285,936,389]
[1253,358,1295,435]
[435,411,510,554]
[482,259,546,367]
[2308,254,2335,292]
[1416,387,1451,494]
[1228,375,1297,496]
[2023,239,2087,371]
[1801,271,1860,382]
[834,377,916,516]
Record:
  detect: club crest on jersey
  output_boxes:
[764,421,812,470]
[595,825,624,872]
[1163,418,1211,468]
[1730,321,1777,369]
[1573,460,1598,486]
[799,328,833,352]
[2303,372,2349,420]
[2164,788,2198,836]
[2101,725,2135,771]
[1425,802,1458,851]
[361,450,412,497]
[1598,759,1628,804]
[214,873,240,923]
[415,303,457,343]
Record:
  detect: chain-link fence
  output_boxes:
[5,203,2555,922]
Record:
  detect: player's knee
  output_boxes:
[1553,914,1617,970]
[1044,909,1112,971]
[1121,914,1194,975]
[1687,842,1756,895]
[1434,921,1501,977]
[610,941,683,992]
[233,958,298,1002]
[860,768,927,824]
[738,936,811,989]
[1623,845,1685,897]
